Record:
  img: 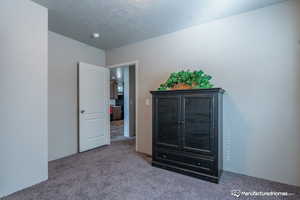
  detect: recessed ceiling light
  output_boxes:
[92,33,100,39]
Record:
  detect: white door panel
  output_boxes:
[79,62,110,152]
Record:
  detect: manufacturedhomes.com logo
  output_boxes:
[231,190,294,198]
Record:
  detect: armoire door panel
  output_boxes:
[155,96,181,149]
[182,94,215,155]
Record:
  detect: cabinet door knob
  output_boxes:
[196,162,201,166]
[162,154,167,159]
[80,110,85,114]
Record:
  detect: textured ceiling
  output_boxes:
[32,0,286,50]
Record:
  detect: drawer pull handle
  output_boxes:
[196,162,201,166]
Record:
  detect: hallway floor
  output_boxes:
[111,120,127,141]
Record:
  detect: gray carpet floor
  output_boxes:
[4,140,300,200]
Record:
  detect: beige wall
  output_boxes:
[0,0,48,197]
[48,31,105,161]
[107,0,300,186]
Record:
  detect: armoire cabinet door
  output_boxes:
[154,96,181,149]
[182,94,215,155]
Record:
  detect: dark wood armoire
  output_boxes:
[151,88,224,183]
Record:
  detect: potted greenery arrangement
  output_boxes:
[158,70,214,91]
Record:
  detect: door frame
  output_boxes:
[108,61,139,152]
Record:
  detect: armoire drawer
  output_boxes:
[155,150,215,174]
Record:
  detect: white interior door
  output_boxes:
[79,62,110,152]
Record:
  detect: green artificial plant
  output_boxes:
[158,70,214,91]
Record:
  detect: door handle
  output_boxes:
[161,154,167,159]
[80,110,85,114]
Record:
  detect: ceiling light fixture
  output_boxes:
[92,33,100,39]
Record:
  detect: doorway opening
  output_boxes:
[109,64,136,142]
